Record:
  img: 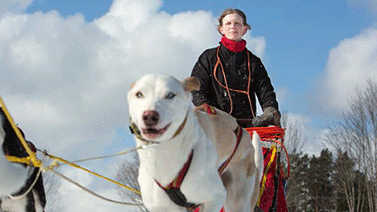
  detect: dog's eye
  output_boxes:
[136,91,144,98]
[165,92,176,99]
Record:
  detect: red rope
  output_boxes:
[245,126,285,141]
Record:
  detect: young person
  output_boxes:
[191,8,280,127]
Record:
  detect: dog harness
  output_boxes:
[197,103,244,174]
[154,126,243,210]
[218,126,243,174]
[154,150,200,210]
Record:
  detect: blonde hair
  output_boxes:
[217,8,251,34]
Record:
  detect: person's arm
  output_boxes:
[253,58,281,126]
[190,50,213,106]
[254,58,279,111]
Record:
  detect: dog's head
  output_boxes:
[127,74,200,142]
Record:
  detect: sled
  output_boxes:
[246,126,288,212]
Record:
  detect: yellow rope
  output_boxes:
[0,95,42,168]
[44,152,141,195]
[1,94,141,197]
[257,145,276,207]
[5,154,39,166]
[59,147,143,164]
[49,169,143,206]
[6,150,142,199]
[5,145,142,196]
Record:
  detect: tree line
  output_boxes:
[286,148,374,211]
[286,80,377,212]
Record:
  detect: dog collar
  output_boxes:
[171,112,188,138]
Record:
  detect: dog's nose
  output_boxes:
[142,110,159,127]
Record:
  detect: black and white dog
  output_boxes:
[0,107,46,212]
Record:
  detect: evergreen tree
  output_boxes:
[334,150,354,211]
[286,153,310,211]
[317,149,335,210]
[306,149,335,212]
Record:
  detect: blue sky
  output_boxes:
[25,0,377,120]
[1,0,377,211]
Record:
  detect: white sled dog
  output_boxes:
[128,74,263,212]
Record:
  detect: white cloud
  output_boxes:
[276,86,288,110]
[282,112,323,156]
[316,26,377,114]
[0,0,267,211]
[245,34,266,59]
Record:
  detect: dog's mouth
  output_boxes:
[141,123,171,139]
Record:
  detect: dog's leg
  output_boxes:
[185,172,226,212]
[138,165,187,212]
[222,164,254,212]
[199,194,226,212]
[221,130,263,212]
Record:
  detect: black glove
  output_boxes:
[252,107,281,127]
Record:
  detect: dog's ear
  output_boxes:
[130,82,135,88]
[182,77,200,92]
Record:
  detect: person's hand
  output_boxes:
[252,107,281,127]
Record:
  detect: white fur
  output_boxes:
[0,116,29,197]
[128,74,263,212]
[0,190,44,212]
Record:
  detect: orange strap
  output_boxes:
[213,46,255,117]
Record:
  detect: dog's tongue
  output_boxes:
[143,128,159,134]
[141,123,170,140]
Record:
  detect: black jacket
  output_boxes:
[191,43,278,120]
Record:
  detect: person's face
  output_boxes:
[219,13,248,41]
